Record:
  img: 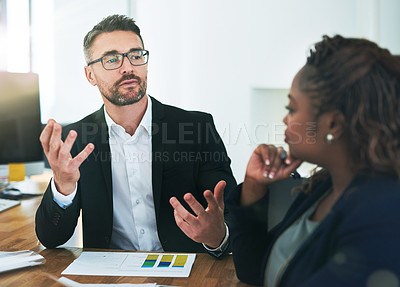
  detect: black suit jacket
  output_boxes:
[35,97,236,254]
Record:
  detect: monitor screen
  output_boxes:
[0,72,43,171]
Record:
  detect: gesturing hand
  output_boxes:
[40,119,94,195]
[169,180,227,249]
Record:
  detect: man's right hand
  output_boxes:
[40,119,94,195]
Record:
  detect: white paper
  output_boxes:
[62,252,196,278]
[0,250,46,273]
[58,276,157,287]
[7,178,43,194]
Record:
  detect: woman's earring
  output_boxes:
[326,133,334,144]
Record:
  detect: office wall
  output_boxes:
[0,0,7,70]
[32,0,130,125]
[35,0,400,181]
[132,0,400,180]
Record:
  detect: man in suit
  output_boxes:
[35,14,236,257]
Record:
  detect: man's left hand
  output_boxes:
[169,180,227,249]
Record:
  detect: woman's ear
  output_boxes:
[84,66,97,86]
[328,110,346,140]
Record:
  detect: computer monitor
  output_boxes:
[0,72,44,185]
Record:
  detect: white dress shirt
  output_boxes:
[104,98,162,251]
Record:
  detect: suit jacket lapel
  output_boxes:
[283,178,331,229]
[91,107,113,203]
[150,96,165,221]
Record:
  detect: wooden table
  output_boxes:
[0,177,256,287]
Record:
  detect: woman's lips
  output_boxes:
[284,132,289,143]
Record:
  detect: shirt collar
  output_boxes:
[103,95,152,137]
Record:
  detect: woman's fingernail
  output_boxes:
[268,172,275,179]
[266,159,270,166]
[263,171,268,178]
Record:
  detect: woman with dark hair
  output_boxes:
[227,35,400,286]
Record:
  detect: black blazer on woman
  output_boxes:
[227,175,400,286]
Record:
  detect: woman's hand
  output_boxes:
[241,144,302,206]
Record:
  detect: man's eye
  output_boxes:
[130,54,141,60]
[104,56,120,64]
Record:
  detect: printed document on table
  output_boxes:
[58,277,157,286]
[0,250,46,273]
[62,252,196,277]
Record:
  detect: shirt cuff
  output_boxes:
[51,177,77,209]
[202,223,230,253]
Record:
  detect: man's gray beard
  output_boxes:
[101,81,147,106]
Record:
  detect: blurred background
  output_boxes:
[1,0,400,182]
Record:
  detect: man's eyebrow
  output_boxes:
[101,48,144,57]
[101,50,119,57]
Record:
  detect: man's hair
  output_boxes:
[83,14,144,63]
[302,35,400,179]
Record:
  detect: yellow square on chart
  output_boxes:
[8,163,26,181]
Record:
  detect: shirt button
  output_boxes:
[140,229,145,234]
[136,199,140,204]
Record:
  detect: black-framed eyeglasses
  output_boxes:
[87,49,149,70]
